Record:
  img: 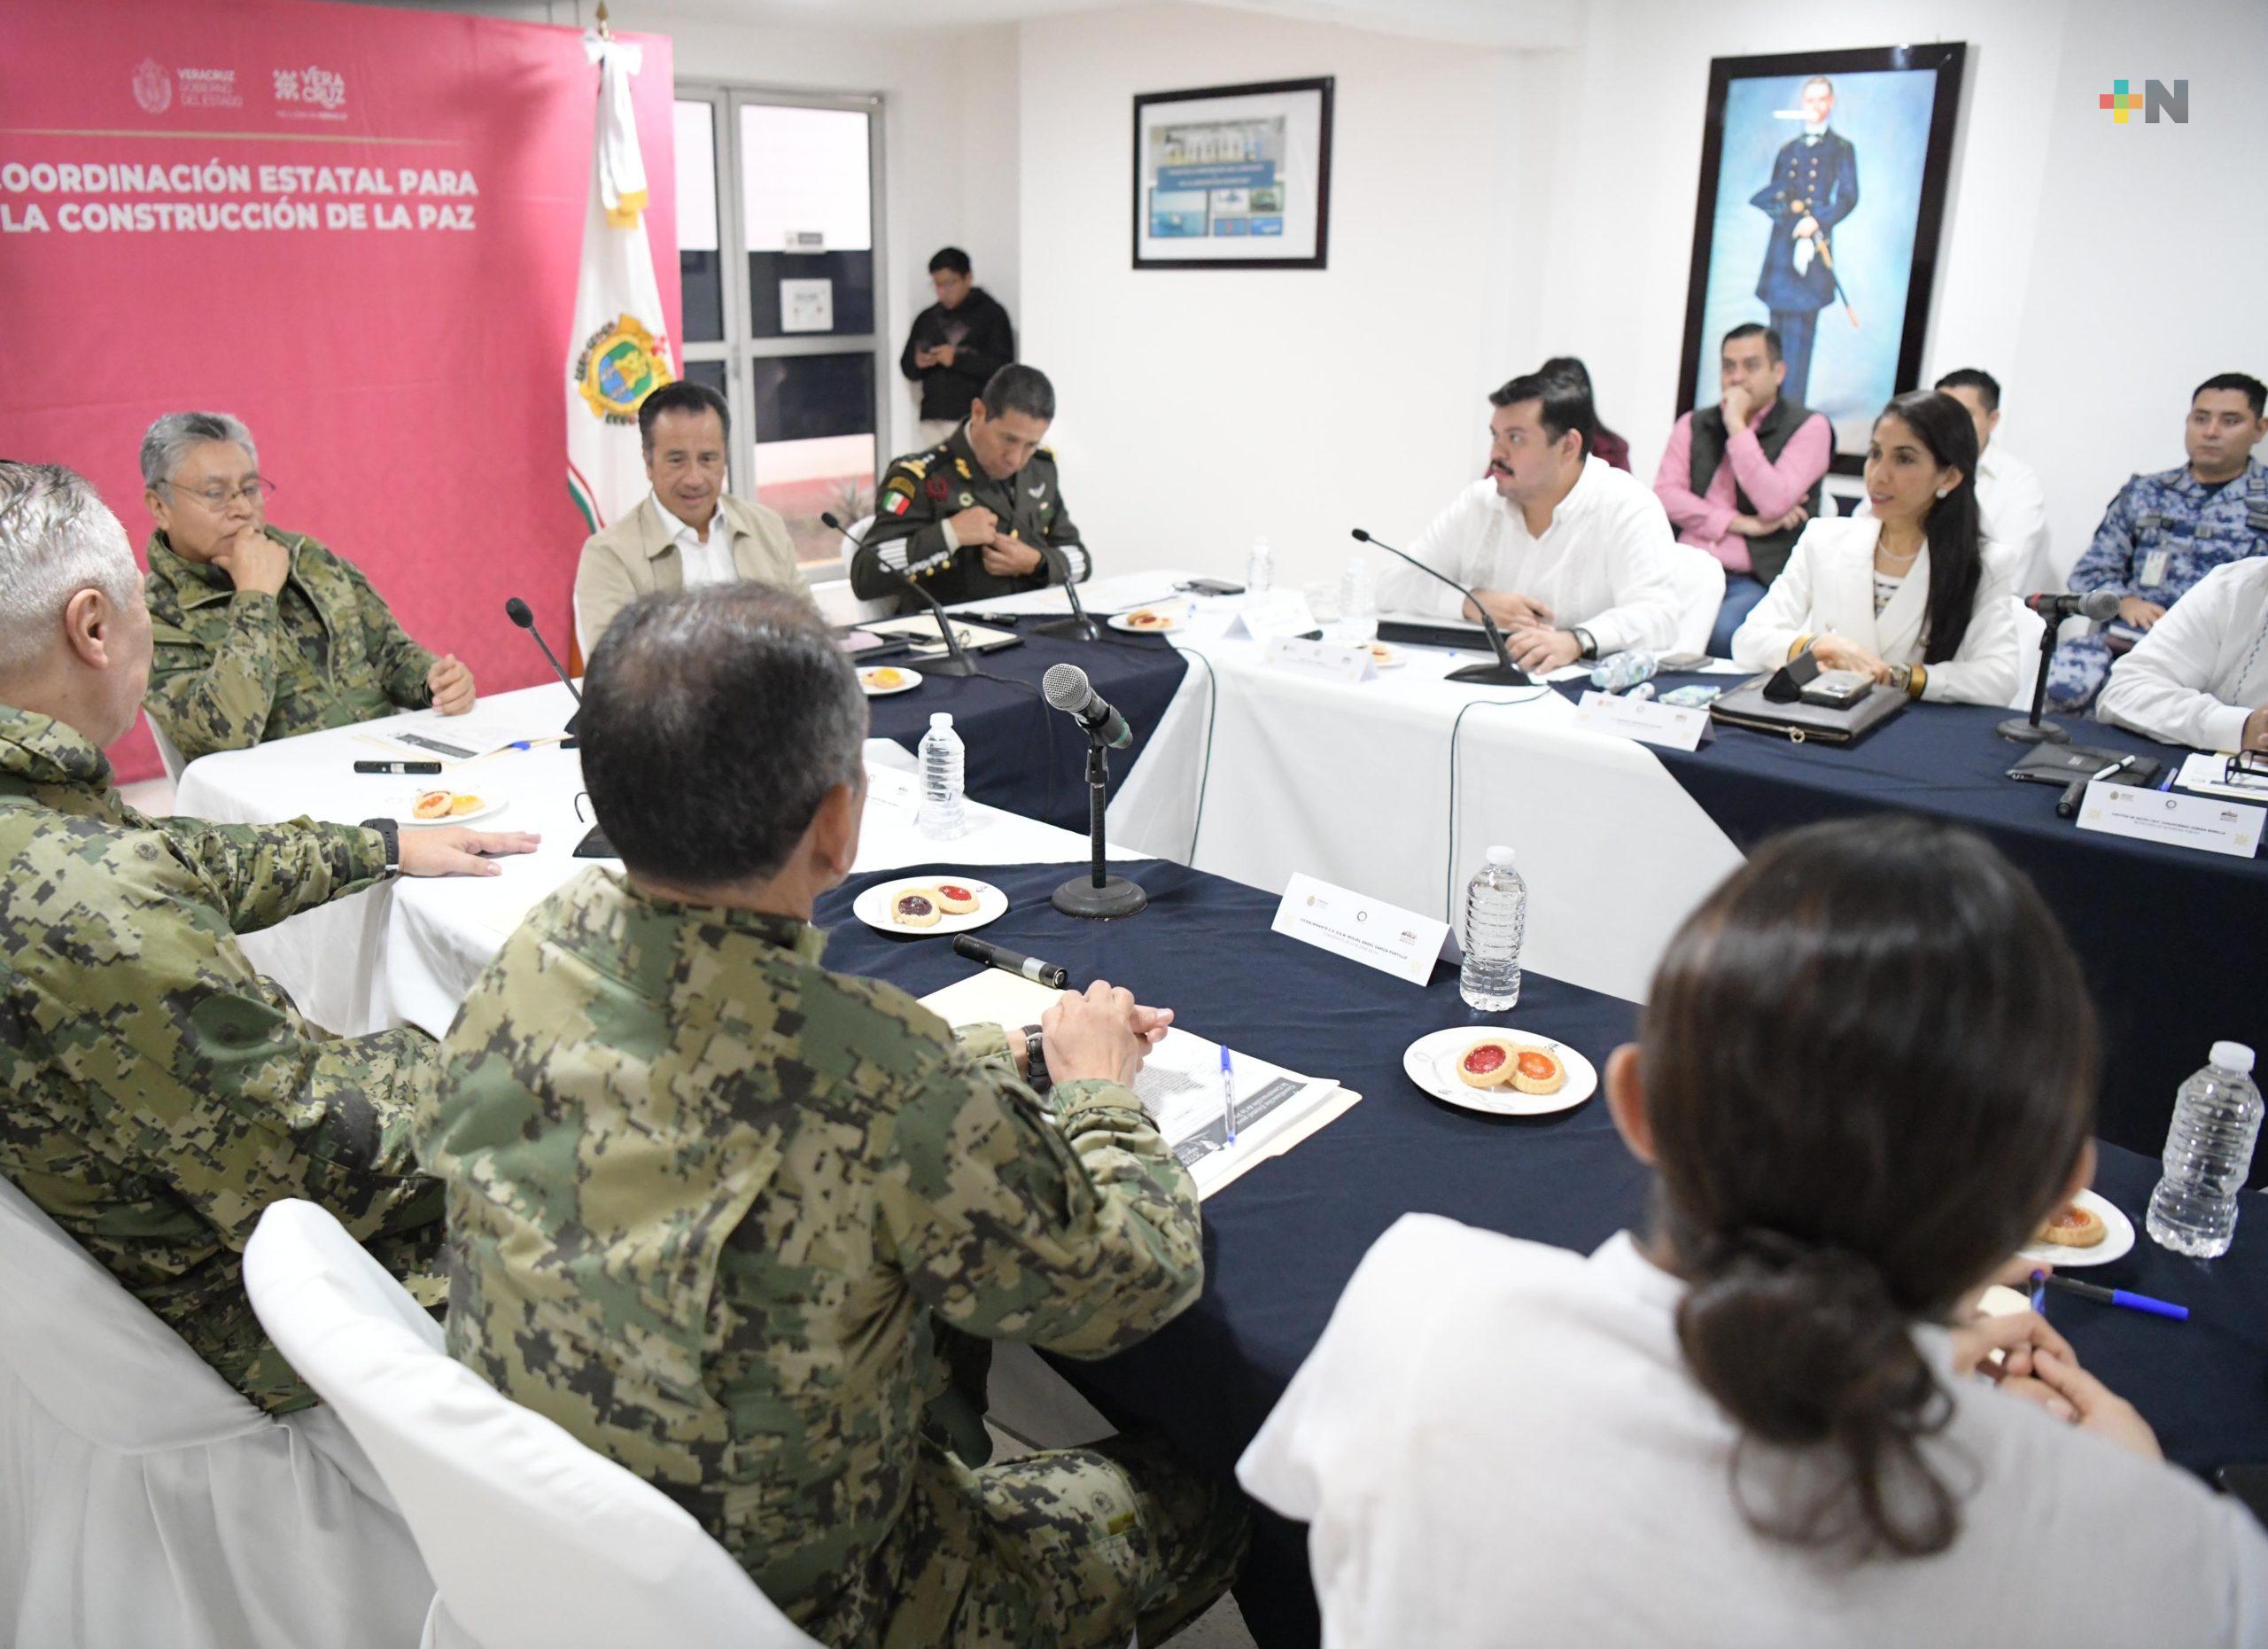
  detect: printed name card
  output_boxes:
[1224,589,1320,642]
[1262,634,1378,684]
[1270,872,1451,987]
[2078,781,2264,860]
[1572,688,1710,751]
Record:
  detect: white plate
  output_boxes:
[852,875,1010,936]
[858,665,924,696]
[2014,1187,2136,1270]
[1402,1027,1598,1116]
[1363,642,1404,669]
[1107,608,1188,635]
[395,790,508,828]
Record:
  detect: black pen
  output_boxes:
[354,759,444,775]
[2057,754,2134,818]
[953,934,1070,990]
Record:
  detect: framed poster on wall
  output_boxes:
[1674,44,1966,474]
[1132,77,1332,269]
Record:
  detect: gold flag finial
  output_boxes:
[595,2,613,39]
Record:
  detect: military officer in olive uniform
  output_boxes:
[852,362,1092,612]
[0,462,534,1412]
[1749,74,1859,410]
[139,410,476,764]
[2051,373,2268,711]
[417,587,1246,1646]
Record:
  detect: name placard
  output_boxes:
[2078,781,2264,860]
[1572,688,1709,751]
[1262,634,1378,685]
[1224,589,1320,642]
[1270,872,1450,987]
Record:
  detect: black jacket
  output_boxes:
[899,288,1014,422]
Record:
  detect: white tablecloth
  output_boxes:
[175,681,1123,1039]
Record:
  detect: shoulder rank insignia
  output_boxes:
[955,457,972,479]
[901,458,929,478]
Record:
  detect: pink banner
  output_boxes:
[0,0,678,782]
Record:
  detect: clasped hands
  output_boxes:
[1464,590,1582,673]
[1949,1257,2161,1459]
[1011,980,1174,1090]
[944,503,1045,577]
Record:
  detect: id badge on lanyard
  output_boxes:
[2140,548,2171,588]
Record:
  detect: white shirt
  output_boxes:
[647,493,734,588]
[1375,458,1682,654]
[2097,556,2268,753]
[1239,1214,2268,1649]
[1728,517,2020,706]
[1976,443,2054,594]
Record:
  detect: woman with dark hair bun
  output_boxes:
[1729,390,2019,704]
[1240,818,2268,1645]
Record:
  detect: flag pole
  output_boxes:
[594,2,613,41]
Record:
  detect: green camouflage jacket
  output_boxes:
[420,867,1203,1643]
[0,703,445,1412]
[144,525,437,761]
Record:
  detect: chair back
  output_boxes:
[245,1200,818,1649]
[1660,542,1728,657]
[145,710,190,784]
[820,513,900,626]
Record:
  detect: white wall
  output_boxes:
[1014,4,1509,594]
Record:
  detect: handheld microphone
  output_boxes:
[505,596,581,735]
[1043,662,1133,750]
[2025,589,2121,624]
[1349,528,1531,687]
[822,511,979,678]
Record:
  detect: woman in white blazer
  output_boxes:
[1731,390,2017,706]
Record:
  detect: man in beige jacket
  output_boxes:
[574,382,815,652]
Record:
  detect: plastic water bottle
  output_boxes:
[1334,560,1378,645]
[2147,1042,2262,1258]
[1588,648,1658,694]
[916,712,969,840]
[1459,845,1527,1012]
[1245,536,1274,597]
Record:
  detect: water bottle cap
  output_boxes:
[929,712,952,729]
[1486,845,1516,867]
[2210,1041,2256,1074]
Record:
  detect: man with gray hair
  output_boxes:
[0,461,537,1411]
[418,583,1246,1644]
[139,410,476,762]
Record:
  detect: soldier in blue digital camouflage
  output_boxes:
[416,584,1247,1645]
[139,410,478,763]
[0,461,537,1411]
[2049,373,2268,711]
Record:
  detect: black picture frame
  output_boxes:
[1131,76,1333,271]
[1674,43,1967,476]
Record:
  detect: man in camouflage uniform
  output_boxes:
[851,362,1093,612]
[139,409,478,762]
[2049,373,2268,711]
[417,585,1247,1645]
[0,461,535,1410]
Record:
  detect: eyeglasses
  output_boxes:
[160,476,276,510]
[2223,751,2268,791]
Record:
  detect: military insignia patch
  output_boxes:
[955,458,973,479]
[958,494,974,508]
[885,492,912,516]
[926,475,950,502]
[573,314,673,426]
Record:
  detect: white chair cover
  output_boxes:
[0,1174,432,1649]
[1661,541,1728,656]
[144,709,190,784]
[244,1200,818,1649]
[820,512,902,626]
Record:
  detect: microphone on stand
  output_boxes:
[1040,661,1146,919]
[504,596,580,735]
[1029,540,1102,642]
[2000,591,2119,745]
[1349,528,1532,686]
[822,511,979,678]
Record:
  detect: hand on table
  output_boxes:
[948,504,999,549]
[2028,1348,2162,1459]
[2244,706,2268,752]
[1466,589,1553,630]
[1951,1304,2073,1389]
[398,827,541,879]
[212,524,291,597]
[1507,625,1583,673]
[2117,596,2168,630]
[1807,633,1891,681]
[427,653,477,716]
[983,535,1045,578]
[1043,980,1164,1088]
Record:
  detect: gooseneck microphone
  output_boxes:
[1042,663,1133,750]
[1030,540,1102,642]
[505,596,581,736]
[821,511,979,678]
[2024,588,2122,624]
[1349,528,1532,687]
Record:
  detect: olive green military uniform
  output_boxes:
[419,868,1247,1646]
[0,703,445,1412]
[850,425,1092,612]
[144,525,439,762]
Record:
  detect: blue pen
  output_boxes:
[2040,1272,2189,1321]
[2030,1268,2047,1317]
[1220,1045,1237,1147]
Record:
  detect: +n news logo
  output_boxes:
[2100,78,2188,125]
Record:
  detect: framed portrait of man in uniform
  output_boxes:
[1674,44,1966,475]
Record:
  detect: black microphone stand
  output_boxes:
[1029,542,1102,642]
[1052,726,1147,919]
[503,597,611,856]
[1350,529,1531,686]
[1999,614,2072,745]
[824,511,979,678]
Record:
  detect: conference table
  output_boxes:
[174,693,2268,1649]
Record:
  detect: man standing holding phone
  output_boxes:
[901,247,1016,449]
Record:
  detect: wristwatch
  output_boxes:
[1021,1023,1052,1094]
[359,816,401,875]
[1571,626,1599,660]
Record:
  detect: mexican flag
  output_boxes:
[565,33,675,534]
